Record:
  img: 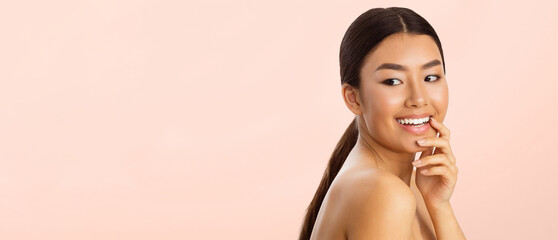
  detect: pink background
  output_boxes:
[1,0,557,239]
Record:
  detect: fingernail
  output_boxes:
[412,160,421,166]
[417,139,426,144]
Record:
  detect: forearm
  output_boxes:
[427,202,466,240]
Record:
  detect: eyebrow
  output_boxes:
[375,59,441,72]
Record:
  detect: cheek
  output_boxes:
[369,90,406,117]
[364,91,405,132]
[428,84,449,112]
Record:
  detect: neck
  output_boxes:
[353,134,416,187]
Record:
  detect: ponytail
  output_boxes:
[298,117,359,240]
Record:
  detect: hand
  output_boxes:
[412,117,458,208]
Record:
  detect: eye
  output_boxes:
[382,78,403,86]
[425,75,440,82]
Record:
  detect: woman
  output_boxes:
[299,7,466,240]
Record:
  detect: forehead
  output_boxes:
[362,33,442,71]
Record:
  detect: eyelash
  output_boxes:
[382,75,441,86]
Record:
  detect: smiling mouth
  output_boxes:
[395,116,432,126]
[395,116,432,134]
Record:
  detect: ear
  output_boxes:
[342,83,362,115]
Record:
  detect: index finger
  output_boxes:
[429,117,450,141]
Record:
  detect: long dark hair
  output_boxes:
[298,7,446,239]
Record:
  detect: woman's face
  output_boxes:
[355,33,448,153]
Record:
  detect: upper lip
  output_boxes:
[395,113,433,119]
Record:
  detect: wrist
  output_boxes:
[425,201,466,239]
[426,201,452,213]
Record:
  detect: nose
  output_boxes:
[404,80,429,108]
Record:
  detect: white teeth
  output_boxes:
[397,116,431,125]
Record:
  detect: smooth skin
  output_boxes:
[309,33,466,239]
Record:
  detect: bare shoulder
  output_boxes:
[339,169,417,239]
